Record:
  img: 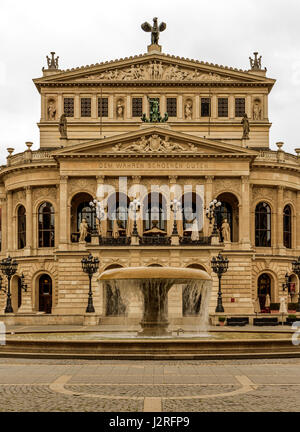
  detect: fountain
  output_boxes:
[99,266,211,336]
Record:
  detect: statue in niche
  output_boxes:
[241,113,250,139]
[253,99,262,120]
[59,114,67,138]
[116,100,124,119]
[184,100,193,120]
[47,99,56,120]
[221,218,231,242]
[79,218,89,242]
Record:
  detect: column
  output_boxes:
[160,95,166,116]
[178,95,183,119]
[240,176,251,248]
[57,94,63,118]
[41,94,46,121]
[96,176,107,236]
[204,176,213,236]
[59,176,68,249]
[277,186,284,250]
[0,198,7,254]
[25,187,33,252]
[169,176,178,237]
[74,94,80,119]
[7,192,13,252]
[211,94,217,119]
[108,95,114,119]
[296,191,300,251]
[195,95,200,119]
[126,95,131,119]
[143,95,149,117]
[91,94,97,120]
[246,95,252,118]
[263,94,268,120]
[229,95,235,119]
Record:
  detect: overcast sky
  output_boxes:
[0,0,299,164]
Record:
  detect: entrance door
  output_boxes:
[39,274,52,314]
[257,274,271,311]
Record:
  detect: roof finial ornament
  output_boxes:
[249,52,262,70]
[46,52,59,70]
[141,17,166,46]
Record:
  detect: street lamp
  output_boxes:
[0,256,18,313]
[292,257,300,312]
[282,272,289,292]
[206,199,222,237]
[170,198,181,235]
[81,253,99,313]
[129,197,141,236]
[211,252,229,313]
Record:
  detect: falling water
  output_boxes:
[182,280,212,334]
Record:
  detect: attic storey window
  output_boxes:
[201,98,211,117]
[132,98,143,117]
[166,98,177,117]
[64,98,74,117]
[218,98,228,117]
[98,98,108,117]
[81,98,91,117]
[235,98,245,117]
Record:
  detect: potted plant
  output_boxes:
[286,314,297,324]
[218,316,226,326]
[270,303,280,314]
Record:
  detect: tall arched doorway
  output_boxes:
[216,192,239,242]
[71,192,95,242]
[39,274,52,314]
[257,273,271,311]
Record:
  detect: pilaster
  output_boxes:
[25,186,32,254]
[277,186,284,251]
[59,176,68,249]
[240,176,251,248]
[7,191,13,253]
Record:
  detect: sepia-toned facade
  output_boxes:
[1,35,300,325]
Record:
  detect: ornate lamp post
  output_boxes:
[282,273,289,292]
[170,198,181,235]
[211,252,229,313]
[205,199,222,237]
[0,256,18,313]
[81,253,99,313]
[129,197,141,236]
[292,257,300,312]
[89,199,105,235]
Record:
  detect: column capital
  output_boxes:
[205,175,214,183]
[60,175,68,182]
[132,175,141,184]
[24,186,32,192]
[241,175,250,183]
[168,175,177,184]
[96,175,105,182]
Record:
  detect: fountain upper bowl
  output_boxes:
[99,266,211,281]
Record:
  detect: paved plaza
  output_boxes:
[0,357,300,412]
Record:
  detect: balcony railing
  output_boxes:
[179,236,211,246]
[140,236,171,246]
[99,236,131,246]
[94,235,211,246]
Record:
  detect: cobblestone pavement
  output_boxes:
[0,358,300,412]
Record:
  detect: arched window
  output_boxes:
[257,273,271,311]
[143,193,166,231]
[39,274,52,313]
[181,192,203,231]
[255,202,271,247]
[38,202,55,247]
[283,205,292,249]
[17,205,26,249]
[216,193,239,242]
[107,193,129,236]
[77,201,96,240]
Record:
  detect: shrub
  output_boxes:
[218,316,226,322]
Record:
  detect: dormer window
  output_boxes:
[81,98,91,117]
[64,98,74,117]
[166,98,177,117]
[235,98,245,117]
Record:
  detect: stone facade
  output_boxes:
[0,41,299,324]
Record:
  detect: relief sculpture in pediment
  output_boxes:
[112,135,197,153]
[81,62,233,82]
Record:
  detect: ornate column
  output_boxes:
[240,176,251,248]
[57,94,63,118]
[25,186,33,253]
[59,176,68,249]
[126,95,131,120]
[211,94,217,119]
[246,95,252,118]
[195,95,200,119]
[143,95,149,117]
[74,94,80,119]
[169,176,178,238]
[7,191,13,252]
[296,191,300,251]
[108,95,114,119]
[96,176,107,236]
[160,95,166,116]
[178,95,183,119]
[277,186,284,251]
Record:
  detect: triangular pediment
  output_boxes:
[54,127,258,158]
[34,52,275,87]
